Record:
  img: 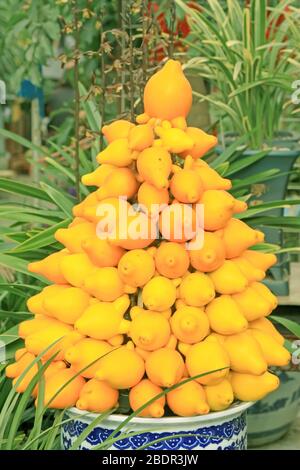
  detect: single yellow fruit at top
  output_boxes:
[167,379,210,417]
[145,348,185,388]
[232,285,273,321]
[204,379,234,411]
[127,307,171,351]
[179,272,215,307]
[224,331,267,375]
[41,368,85,409]
[60,253,95,288]
[137,147,172,190]
[208,260,248,295]
[82,236,125,268]
[128,124,154,151]
[129,379,165,418]
[185,336,230,385]
[189,231,226,273]
[102,120,134,143]
[81,163,115,187]
[170,169,204,203]
[143,59,192,120]
[250,329,290,367]
[205,295,248,335]
[155,242,190,279]
[28,250,68,284]
[249,317,284,345]
[142,276,177,311]
[84,267,126,302]
[96,346,145,389]
[180,127,217,159]
[170,305,210,343]
[43,286,91,324]
[155,127,194,154]
[242,250,277,272]
[96,167,138,201]
[55,221,96,253]
[218,218,264,259]
[230,371,279,402]
[137,182,169,217]
[96,138,133,167]
[76,379,119,413]
[65,338,113,378]
[118,249,155,288]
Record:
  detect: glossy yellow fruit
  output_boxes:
[185,337,230,385]
[179,272,215,307]
[75,294,130,341]
[154,242,190,278]
[55,221,95,253]
[231,257,265,282]
[208,260,248,294]
[27,285,68,316]
[84,267,127,301]
[6,350,38,393]
[159,202,197,243]
[32,361,67,398]
[137,146,172,190]
[25,326,82,361]
[96,167,138,201]
[170,169,203,203]
[230,371,279,401]
[65,338,113,378]
[42,368,85,409]
[145,348,185,387]
[204,379,234,411]
[28,250,68,284]
[199,190,247,231]
[205,295,248,335]
[137,182,169,217]
[118,249,155,287]
[232,285,272,321]
[155,127,194,153]
[142,276,177,311]
[170,304,210,343]
[167,379,209,416]
[127,306,171,351]
[249,317,284,345]
[224,331,267,375]
[96,345,145,389]
[129,379,165,418]
[128,124,154,151]
[250,329,290,367]
[189,231,226,273]
[19,315,63,339]
[81,164,115,187]
[242,250,277,271]
[43,287,91,324]
[143,59,192,120]
[217,219,265,258]
[73,192,99,217]
[102,120,134,143]
[252,282,278,311]
[82,236,125,267]
[60,253,95,288]
[76,379,119,412]
[180,127,217,159]
[190,158,231,190]
[96,138,133,167]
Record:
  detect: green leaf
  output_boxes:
[224,150,270,176]
[0,178,52,203]
[40,183,74,217]
[272,316,300,338]
[0,254,45,281]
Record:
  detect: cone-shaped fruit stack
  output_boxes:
[7,60,289,416]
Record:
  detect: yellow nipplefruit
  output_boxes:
[102,119,134,143]
[142,276,177,311]
[208,260,248,294]
[145,348,185,387]
[137,182,169,217]
[42,368,85,409]
[28,250,68,284]
[96,168,138,201]
[159,202,197,243]
[96,138,134,167]
[6,350,38,393]
[250,329,290,367]
[249,317,284,345]
[252,282,278,311]
[75,294,130,341]
[170,169,203,203]
[204,379,234,411]
[224,331,267,375]
[60,253,95,288]
[189,231,226,272]
[76,379,119,413]
[242,250,277,271]
[128,124,154,151]
[81,164,114,187]
[190,158,231,190]
[82,236,125,267]
[96,345,145,389]
[129,379,165,418]
[19,316,63,339]
[180,127,217,159]
[218,218,265,258]
[127,307,171,351]
[205,295,248,335]
[230,371,280,402]
[154,242,190,279]
[199,191,247,231]
[155,127,194,153]
[27,285,68,316]
[25,326,82,361]
[143,59,192,120]
[179,272,215,307]
[231,257,265,282]
[55,222,95,253]
[185,337,230,385]
[65,338,113,378]
[81,196,130,225]
[84,267,128,301]
[118,249,155,287]
[137,147,172,189]
[32,361,67,398]
[167,379,209,416]
[43,287,91,324]
[232,285,272,321]
[73,192,99,218]
[170,304,210,343]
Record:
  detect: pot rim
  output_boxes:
[67,401,254,425]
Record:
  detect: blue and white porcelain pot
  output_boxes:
[62,401,253,450]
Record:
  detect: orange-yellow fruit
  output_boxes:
[82,236,125,267]
[249,317,284,345]
[102,120,134,143]
[42,368,85,409]
[97,138,134,167]
[65,338,113,378]
[230,371,280,401]
[43,286,91,324]
[129,379,165,417]
[137,182,169,217]
[242,250,277,271]
[180,127,217,159]
[155,126,194,153]
[84,267,126,301]
[81,164,115,187]
[205,295,248,335]
[231,257,265,282]
[6,350,38,393]
[208,260,248,294]
[167,379,209,416]
[27,285,68,316]
[189,231,226,272]
[155,242,190,278]
[96,167,138,201]
[224,331,267,375]
[128,124,154,151]
[170,169,204,203]
[191,159,231,190]
[145,348,185,387]
[137,147,172,189]
[179,272,215,307]
[142,276,177,311]
[118,249,155,287]
[252,282,278,311]
[159,202,197,243]
[73,192,99,217]
[204,379,234,411]
[76,379,119,412]
[199,191,247,231]
[218,218,265,258]
[232,285,273,321]
[127,307,171,351]
[250,329,290,367]
[19,316,64,339]
[25,326,82,361]
[28,250,68,284]
[55,222,95,253]
[170,305,210,343]
[60,253,95,288]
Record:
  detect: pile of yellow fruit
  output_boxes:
[6,60,290,418]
